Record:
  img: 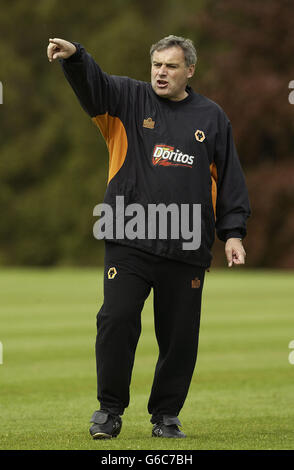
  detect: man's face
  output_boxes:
[151,46,195,101]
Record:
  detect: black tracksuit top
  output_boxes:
[60,43,250,268]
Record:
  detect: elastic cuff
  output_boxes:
[151,415,182,426]
[224,231,243,241]
[99,405,124,416]
[60,42,82,63]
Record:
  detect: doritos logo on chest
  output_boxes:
[152,144,195,168]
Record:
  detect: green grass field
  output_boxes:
[0,268,293,450]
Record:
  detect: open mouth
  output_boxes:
[157,80,168,89]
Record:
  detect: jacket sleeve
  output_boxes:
[214,113,251,241]
[59,42,122,118]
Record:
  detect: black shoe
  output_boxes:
[89,410,122,439]
[151,415,186,438]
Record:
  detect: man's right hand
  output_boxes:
[47,38,77,62]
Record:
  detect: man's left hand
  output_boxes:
[225,238,246,267]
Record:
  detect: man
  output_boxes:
[47,35,250,439]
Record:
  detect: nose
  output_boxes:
[158,64,167,76]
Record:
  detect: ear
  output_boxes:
[187,64,195,79]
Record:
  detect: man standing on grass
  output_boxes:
[47,35,250,439]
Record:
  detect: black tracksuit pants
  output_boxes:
[95,241,205,422]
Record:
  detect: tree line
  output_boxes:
[0,0,293,267]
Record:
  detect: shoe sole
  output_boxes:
[152,432,186,438]
[92,432,117,440]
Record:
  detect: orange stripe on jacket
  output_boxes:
[92,113,128,184]
[210,162,217,219]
